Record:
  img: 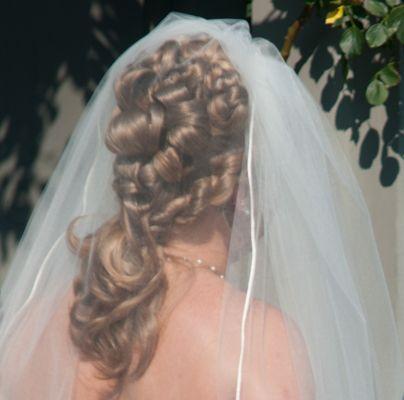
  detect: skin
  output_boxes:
[73,204,315,399]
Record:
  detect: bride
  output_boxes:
[0,12,402,400]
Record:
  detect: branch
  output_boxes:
[281,4,314,61]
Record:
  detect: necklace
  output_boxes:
[163,253,225,279]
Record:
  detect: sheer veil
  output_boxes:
[0,12,403,399]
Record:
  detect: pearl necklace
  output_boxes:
[164,253,225,279]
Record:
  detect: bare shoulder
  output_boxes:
[188,276,314,399]
[244,299,315,399]
[160,270,315,398]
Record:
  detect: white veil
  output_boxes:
[0,12,403,399]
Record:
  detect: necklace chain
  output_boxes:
[163,253,225,279]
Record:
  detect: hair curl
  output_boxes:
[67,33,249,396]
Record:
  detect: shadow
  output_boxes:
[252,0,403,188]
[380,84,402,186]
[360,128,379,169]
[0,0,247,265]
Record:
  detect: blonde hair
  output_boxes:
[67,33,249,396]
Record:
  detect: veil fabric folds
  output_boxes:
[0,12,403,399]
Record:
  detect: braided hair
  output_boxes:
[67,33,249,396]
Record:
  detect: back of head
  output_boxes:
[67,32,249,397]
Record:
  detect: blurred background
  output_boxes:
[0,0,403,353]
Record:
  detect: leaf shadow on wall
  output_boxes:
[0,1,247,266]
[252,0,403,188]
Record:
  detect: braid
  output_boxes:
[67,33,249,397]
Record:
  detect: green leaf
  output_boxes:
[385,5,404,34]
[386,24,398,37]
[386,0,401,7]
[246,1,252,18]
[363,0,389,17]
[340,26,365,57]
[397,19,404,43]
[333,15,350,27]
[365,23,389,47]
[378,64,401,87]
[366,79,389,105]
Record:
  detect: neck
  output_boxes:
[162,206,231,272]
